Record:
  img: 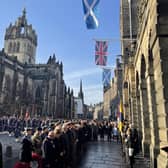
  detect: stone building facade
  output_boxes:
[103,58,123,119]
[93,102,103,120]
[120,0,168,167]
[0,9,74,119]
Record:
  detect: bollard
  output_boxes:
[5,145,12,157]
[0,142,2,168]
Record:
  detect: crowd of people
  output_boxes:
[0,116,141,168]
[120,121,140,168]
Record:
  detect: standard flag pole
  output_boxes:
[97,65,122,70]
[93,38,136,42]
[97,65,115,69]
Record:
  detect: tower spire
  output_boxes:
[78,79,84,103]
[80,79,82,93]
[22,8,26,18]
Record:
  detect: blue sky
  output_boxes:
[0,0,121,105]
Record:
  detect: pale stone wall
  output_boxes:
[121,0,168,167]
[93,103,103,120]
[103,88,111,118]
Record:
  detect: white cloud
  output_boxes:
[64,68,101,80]
[83,84,103,105]
[83,84,103,91]
[64,68,103,105]
[72,84,103,105]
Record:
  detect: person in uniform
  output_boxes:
[19,127,33,168]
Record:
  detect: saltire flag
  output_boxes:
[82,0,100,29]
[118,98,124,132]
[102,69,111,87]
[95,41,108,66]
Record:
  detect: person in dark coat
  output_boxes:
[59,123,70,168]
[41,126,48,141]
[54,125,63,168]
[107,123,112,141]
[126,128,135,168]
[42,131,57,168]
[99,123,105,141]
[19,127,33,168]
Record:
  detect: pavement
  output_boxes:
[78,140,126,168]
[78,138,150,168]
[0,133,150,168]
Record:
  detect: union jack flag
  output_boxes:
[95,41,108,66]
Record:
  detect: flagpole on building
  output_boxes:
[128,0,133,43]
[97,65,115,70]
[97,65,123,71]
[93,38,136,42]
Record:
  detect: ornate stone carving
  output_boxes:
[137,0,148,28]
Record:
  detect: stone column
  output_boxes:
[155,37,168,167]
[140,80,151,157]
[130,96,139,128]
[136,91,143,150]
[146,68,159,168]
[130,67,139,129]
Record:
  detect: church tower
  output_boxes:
[78,79,84,104]
[4,8,37,64]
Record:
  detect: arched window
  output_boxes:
[124,81,128,88]
[141,55,146,79]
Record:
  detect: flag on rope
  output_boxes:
[95,41,108,66]
[25,112,29,120]
[118,98,124,132]
[102,69,111,87]
[82,0,100,29]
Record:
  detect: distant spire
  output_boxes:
[22,8,26,18]
[68,87,70,94]
[71,89,73,95]
[80,79,82,93]
[78,79,84,103]
[19,8,27,26]
[47,56,52,64]
[52,53,56,63]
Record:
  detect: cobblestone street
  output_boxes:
[78,139,150,168]
[78,140,125,168]
[0,133,150,168]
